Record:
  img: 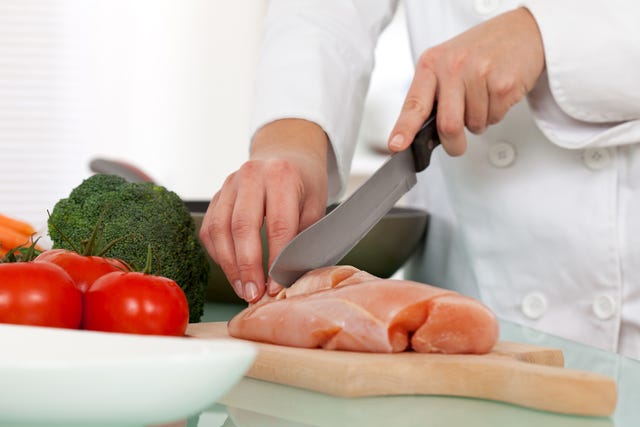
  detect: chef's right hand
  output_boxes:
[199,119,329,303]
[386,7,544,156]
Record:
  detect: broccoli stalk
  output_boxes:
[48,174,209,322]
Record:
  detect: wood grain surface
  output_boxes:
[187,322,617,416]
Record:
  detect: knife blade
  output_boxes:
[269,109,440,287]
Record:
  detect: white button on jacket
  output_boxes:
[521,292,548,320]
[488,141,516,168]
[593,295,617,321]
[583,147,612,170]
[474,0,501,15]
[250,0,640,359]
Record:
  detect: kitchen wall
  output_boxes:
[83,0,268,200]
[0,0,267,231]
[0,0,412,232]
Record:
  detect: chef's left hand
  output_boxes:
[387,7,545,155]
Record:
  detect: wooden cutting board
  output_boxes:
[187,322,617,416]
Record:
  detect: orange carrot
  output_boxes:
[0,213,37,236]
[0,223,34,251]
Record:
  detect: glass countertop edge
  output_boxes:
[197,302,639,427]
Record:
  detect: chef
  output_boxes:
[199,0,640,360]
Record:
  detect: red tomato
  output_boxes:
[0,262,82,329]
[83,272,189,336]
[35,249,129,293]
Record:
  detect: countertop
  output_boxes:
[179,302,640,427]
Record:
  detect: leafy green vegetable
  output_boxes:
[48,174,209,322]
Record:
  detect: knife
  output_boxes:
[269,108,440,287]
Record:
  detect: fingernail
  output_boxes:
[389,134,404,150]
[232,280,244,299]
[244,282,258,302]
[268,280,283,296]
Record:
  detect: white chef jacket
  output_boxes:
[250,0,640,360]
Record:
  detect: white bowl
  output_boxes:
[0,323,255,426]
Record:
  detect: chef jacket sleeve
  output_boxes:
[521,0,640,149]
[250,0,399,202]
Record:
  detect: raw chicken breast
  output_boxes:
[228,266,499,354]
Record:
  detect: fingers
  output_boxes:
[199,162,269,304]
[486,73,522,125]
[436,80,468,156]
[464,72,489,134]
[199,174,245,299]
[199,159,315,303]
[387,9,544,157]
[265,279,284,297]
[387,66,437,152]
[200,119,330,303]
[264,161,304,296]
[388,53,469,157]
[232,162,268,303]
[263,176,327,298]
[200,192,220,263]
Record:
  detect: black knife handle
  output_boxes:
[410,106,440,172]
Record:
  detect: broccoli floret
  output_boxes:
[48,173,209,323]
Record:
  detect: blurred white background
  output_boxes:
[0,0,267,231]
[0,0,411,232]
